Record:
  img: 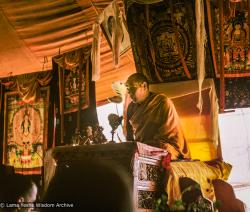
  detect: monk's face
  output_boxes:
[126,82,149,103]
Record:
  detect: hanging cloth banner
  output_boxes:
[3,87,50,175]
[0,72,52,103]
[207,0,250,77]
[53,47,91,114]
[91,22,101,81]
[91,1,131,81]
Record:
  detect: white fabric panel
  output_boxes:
[219,108,250,185]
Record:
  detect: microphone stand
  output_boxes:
[111,128,115,143]
[108,114,123,143]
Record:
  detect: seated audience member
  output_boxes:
[1,174,38,212]
[42,161,134,212]
[125,73,190,160]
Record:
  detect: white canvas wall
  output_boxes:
[219,108,250,210]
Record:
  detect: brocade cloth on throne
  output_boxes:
[167,160,232,206]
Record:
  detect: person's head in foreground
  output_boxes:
[42,160,135,212]
[2,174,37,212]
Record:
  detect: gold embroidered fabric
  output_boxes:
[1,71,52,103]
[167,160,232,206]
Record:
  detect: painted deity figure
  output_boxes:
[232,24,246,43]
[231,24,247,68]
[8,146,18,166]
[32,144,43,166]
[21,109,31,137]
[78,126,94,145]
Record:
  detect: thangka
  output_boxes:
[3,87,49,175]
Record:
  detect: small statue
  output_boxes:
[92,125,107,144]
[71,128,82,146]
[78,125,107,145]
[79,126,94,145]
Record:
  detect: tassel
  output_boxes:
[196,0,207,114]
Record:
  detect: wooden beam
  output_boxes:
[219,0,225,112]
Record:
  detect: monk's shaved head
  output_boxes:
[125,73,150,103]
[125,73,149,88]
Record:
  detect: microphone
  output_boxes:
[108,114,123,131]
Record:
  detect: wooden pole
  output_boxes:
[248,0,250,43]
[77,57,83,131]
[219,0,225,113]
[58,65,65,144]
[205,0,219,76]
[52,103,56,148]
[145,5,163,82]
[0,83,2,113]
[168,0,192,79]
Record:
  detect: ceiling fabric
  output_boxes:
[0,10,42,77]
[0,0,136,101]
[0,0,94,74]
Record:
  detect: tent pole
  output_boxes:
[77,54,84,131]
[219,0,225,113]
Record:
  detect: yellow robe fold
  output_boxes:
[167,160,232,206]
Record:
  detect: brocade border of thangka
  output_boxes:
[3,87,49,175]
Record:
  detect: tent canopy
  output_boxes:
[0,0,136,101]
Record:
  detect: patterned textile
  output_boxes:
[63,64,89,114]
[0,71,52,103]
[215,77,250,109]
[211,0,250,77]
[167,160,232,206]
[126,0,214,83]
[53,48,91,114]
[3,87,49,175]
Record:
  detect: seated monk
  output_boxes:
[125,73,190,160]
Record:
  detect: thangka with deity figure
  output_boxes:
[63,61,90,114]
[125,0,214,83]
[3,87,49,175]
[210,0,250,77]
